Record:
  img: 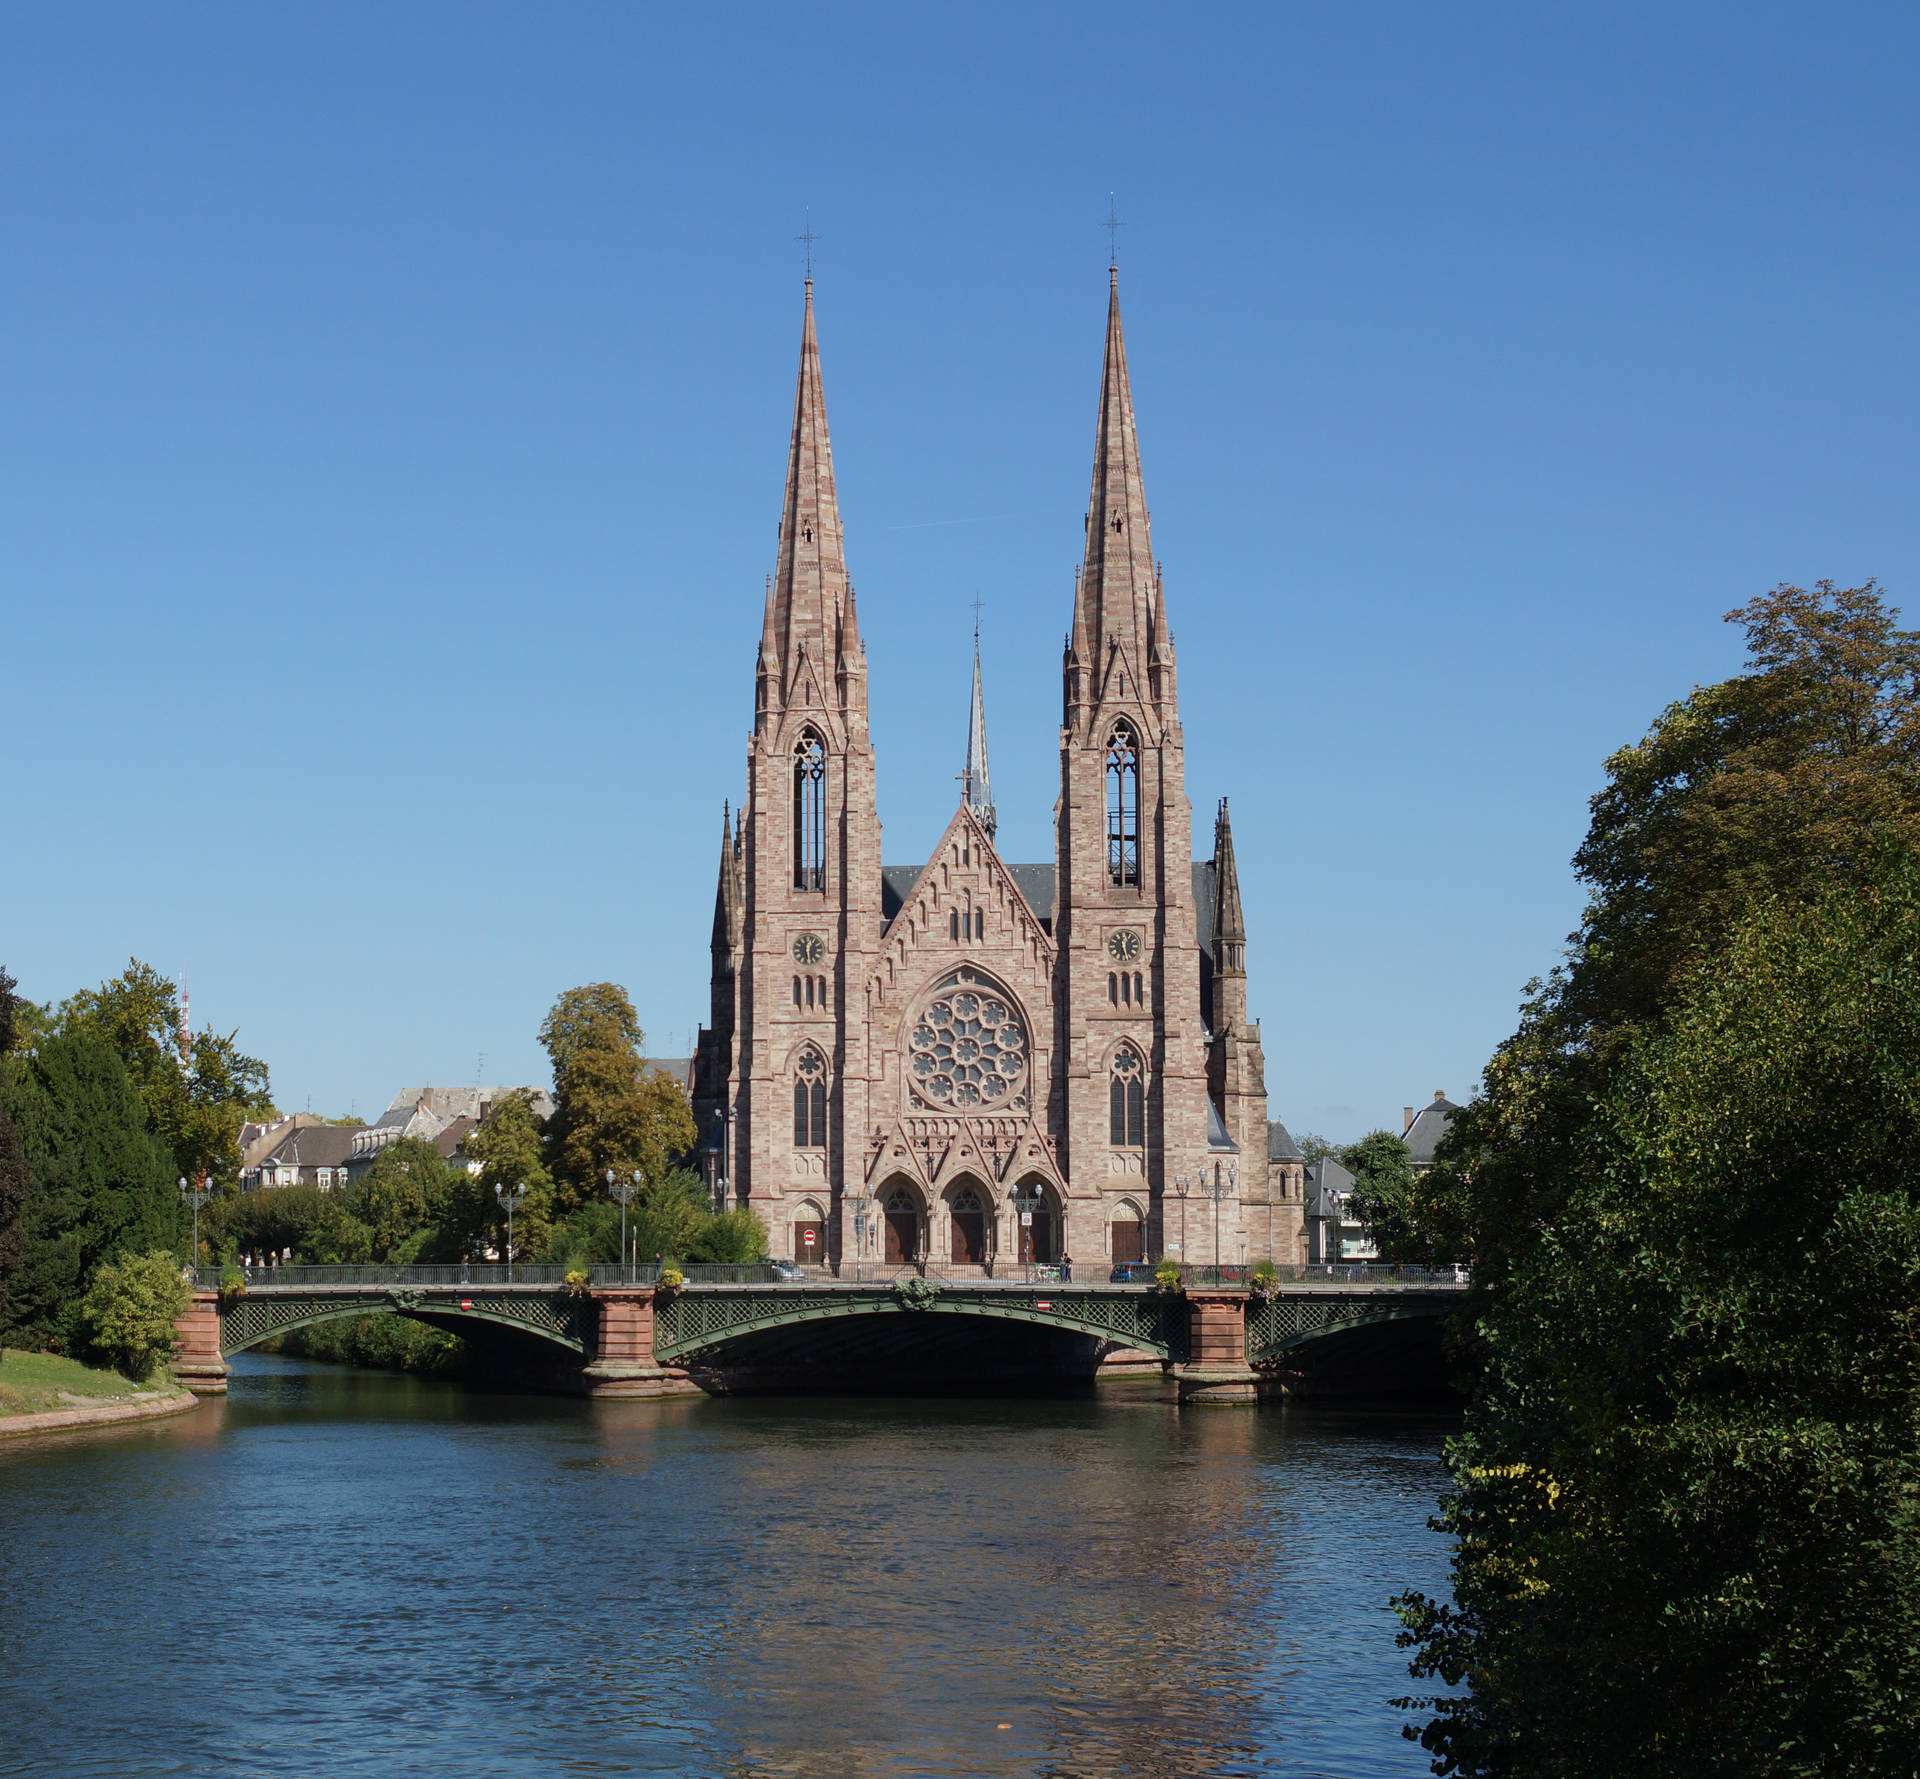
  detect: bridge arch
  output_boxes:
[218,1288,592,1359]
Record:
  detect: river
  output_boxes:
[0,1354,1453,1778]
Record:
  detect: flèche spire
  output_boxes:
[760,280,856,723]
[962,615,996,838]
[1072,267,1165,704]
[1212,797,1246,976]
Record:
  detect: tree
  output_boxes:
[538,984,695,1215]
[342,1140,461,1263]
[1339,1130,1421,1261]
[79,1250,189,1381]
[0,967,28,1332]
[461,1093,555,1263]
[1398,847,1920,1778]
[0,1032,179,1350]
[1426,583,1920,1287]
[49,960,274,1188]
[205,1182,369,1265]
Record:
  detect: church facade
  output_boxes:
[691,273,1303,1274]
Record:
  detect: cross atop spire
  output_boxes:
[758,280,858,727]
[962,614,996,837]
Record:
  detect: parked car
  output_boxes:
[1109,1262,1157,1283]
[768,1258,805,1282]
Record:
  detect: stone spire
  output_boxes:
[758,280,858,726]
[1212,798,1246,978]
[1067,267,1166,717]
[709,801,739,953]
[962,620,996,837]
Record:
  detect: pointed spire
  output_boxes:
[759,280,851,716]
[962,618,996,838]
[1072,267,1161,698]
[1213,798,1246,973]
[710,802,739,952]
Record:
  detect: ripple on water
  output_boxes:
[0,1355,1453,1778]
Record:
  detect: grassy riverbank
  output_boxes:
[0,1349,158,1416]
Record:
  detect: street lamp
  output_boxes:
[496,1180,528,1281]
[1009,1181,1043,1279]
[853,1204,869,1284]
[1205,1162,1236,1274]
[178,1175,212,1273]
[606,1167,641,1285]
[1174,1174,1190,1270]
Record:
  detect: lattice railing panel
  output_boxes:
[219,1287,589,1356]
[1245,1291,1454,1363]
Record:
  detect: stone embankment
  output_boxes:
[0,1387,199,1439]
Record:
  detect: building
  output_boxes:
[239,1120,360,1192]
[691,272,1299,1272]
[1304,1156,1376,1263]
[1402,1090,1460,1169]
[345,1085,559,1179]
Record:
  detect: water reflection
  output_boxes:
[0,1357,1450,1779]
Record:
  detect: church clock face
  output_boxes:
[792,933,826,967]
[1107,929,1143,964]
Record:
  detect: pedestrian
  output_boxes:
[1060,1252,1072,1282]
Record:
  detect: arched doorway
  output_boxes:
[883,1185,920,1264]
[1110,1200,1145,1265]
[1013,1178,1057,1264]
[792,1200,827,1264]
[949,1184,988,1266]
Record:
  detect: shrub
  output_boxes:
[1152,1258,1184,1293]
[79,1250,189,1380]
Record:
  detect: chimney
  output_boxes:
[1403,1106,1415,1134]
[1435,1089,1447,1102]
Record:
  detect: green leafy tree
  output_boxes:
[1339,1130,1422,1261]
[79,1250,190,1381]
[50,960,274,1188]
[0,967,28,1331]
[1398,847,1920,1778]
[461,1093,555,1263]
[1426,582,1920,1287]
[538,983,695,1216]
[687,1207,770,1264]
[1,1032,179,1350]
[205,1183,370,1265]
[343,1139,460,1263]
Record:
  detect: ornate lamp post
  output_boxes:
[178,1175,212,1272]
[853,1203,869,1284]
[1173,1174,1190,1267]
[496,1180,527,1281]
[606,1167,641,1285]
[1205,1163,1237,1274]
[1009,1181,1043,1279]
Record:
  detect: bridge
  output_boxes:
[170,1263,1468,1404]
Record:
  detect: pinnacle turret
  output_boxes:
[962,622,996,838]
[1213,798,1246,974]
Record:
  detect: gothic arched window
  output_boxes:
[1106,723,1139,887]
[793,730,826,891]
[793,1047,827,1148]
[1110,1045,1145,1148]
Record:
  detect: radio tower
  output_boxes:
[177,967,192,1069]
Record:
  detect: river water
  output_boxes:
[0,1354,1452,1778]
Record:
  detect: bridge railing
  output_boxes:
[189,1262,797,1289]
[1167,1262,1471,1289]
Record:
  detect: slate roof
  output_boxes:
[1304,1156,1357,1220]
[1266,1121,1303,1161]
[1405,1094,1461,1167]
[1207,1098,1239,1152]
[262,1124,359,1169]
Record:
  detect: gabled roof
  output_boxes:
[1405,1093,1461,1166]
[1304,1156,1357,1219]
[881,860,1220,952]
[263,1124,359,1169]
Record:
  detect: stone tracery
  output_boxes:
[907,970,1028,1112]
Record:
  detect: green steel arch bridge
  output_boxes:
[174,1264,1469,1403]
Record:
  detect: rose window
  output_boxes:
[908,972,1028,1111]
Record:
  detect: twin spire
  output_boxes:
[755,269,1171,808]
[759,279,860,720]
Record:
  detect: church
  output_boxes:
[691,271,1304,1274]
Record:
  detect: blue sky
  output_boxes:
[3,3,1916,1139]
